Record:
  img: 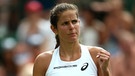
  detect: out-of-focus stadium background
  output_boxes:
[0,0,135,76]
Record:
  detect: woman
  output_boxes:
[33,3,111,76]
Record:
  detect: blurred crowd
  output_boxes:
[0,0,135,76]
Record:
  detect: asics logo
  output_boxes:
[81,62,89,71]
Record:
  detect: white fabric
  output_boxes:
[45,44,97,76]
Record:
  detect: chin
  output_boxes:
[69,37,78,42]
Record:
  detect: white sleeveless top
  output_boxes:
[45,44,97,76]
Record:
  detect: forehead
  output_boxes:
[58,10,77,21]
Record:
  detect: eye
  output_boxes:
[72,20,78,24]
[62,21,69,26]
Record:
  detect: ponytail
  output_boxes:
[55,35,60,49]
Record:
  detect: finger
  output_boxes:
[98,57,109,69]
[96,53,110,62]
[97,53,110,58]
[98,56,110,61]
[99,51,111,56]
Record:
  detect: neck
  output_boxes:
[59,41,81,61]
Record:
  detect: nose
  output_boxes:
[69,22,75,30]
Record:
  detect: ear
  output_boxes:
[51,25,58,35]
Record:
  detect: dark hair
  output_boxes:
[50,3,79,48]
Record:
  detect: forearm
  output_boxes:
[102,68,111,76]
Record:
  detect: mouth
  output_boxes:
[68,33,77,37]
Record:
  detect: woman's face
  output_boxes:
[56,10,80,43]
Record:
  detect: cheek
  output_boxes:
[76,24,80,34]
[57,26,67,34]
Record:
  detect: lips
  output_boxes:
[68,33,77,37]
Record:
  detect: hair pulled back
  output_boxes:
[50,3,79,48]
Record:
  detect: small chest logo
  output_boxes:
[81,62,89,71]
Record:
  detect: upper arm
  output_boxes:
[33,52,52,76]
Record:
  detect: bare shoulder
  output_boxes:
[33,50,53,76]
[34,50,53,68]
[87,46,107,54]
[35,50,53,61]
[87,46,111,76]
[87,46,109,65]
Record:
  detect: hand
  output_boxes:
[96,49,110,71]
